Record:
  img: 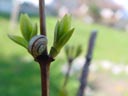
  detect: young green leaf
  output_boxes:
[30,23,38,38]
[59,15,71,33]
[8,35,28,49]
[53,21,60,46]
[71,46,76,58]
[57,28,75,50]
[20,14,33,42]
[58,15,71,38]
[49,47,59,58]
[65,45,70,58]
[50,14,75,58]
[75,45,82,58]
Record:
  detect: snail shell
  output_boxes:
[28,35,47,58]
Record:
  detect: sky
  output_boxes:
[113,0,128,10]
[19,0,128,10]
[19,0,53,6]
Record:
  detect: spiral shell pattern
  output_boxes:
[28,35,47,58]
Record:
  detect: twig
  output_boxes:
[77,30,97,96]
[39,0,46,35]
[63,59,73,88]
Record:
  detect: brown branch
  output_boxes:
[38,0,51,96]
[77,30,97,96]
[36,55,54,96]
[39,0,46,35]
[40,62,50,96]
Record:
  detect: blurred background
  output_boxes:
[0,0,128,96]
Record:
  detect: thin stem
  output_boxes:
[77,30,97,96]
[39,0,46,35]
[63,59,73,88]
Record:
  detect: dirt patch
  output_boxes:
[88,72,128,96]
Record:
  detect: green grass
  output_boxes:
[1,16,128,96]
[72,20,128,63]
[0,55,66,96]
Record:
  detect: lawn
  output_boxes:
[0,16,128,96]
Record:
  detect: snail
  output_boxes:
[28,35,47,58]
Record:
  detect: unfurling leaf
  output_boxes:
[57,28,74,50]
[30,23,38,38]
[54,21,60,45]
[8,35,28,49]
[59,15,71,33]
[65,45,70,58]
[49,47,59,58]
[20,14,33,42]
[65,45,82,60]
[75,45,82,58]
[50,14,75,58]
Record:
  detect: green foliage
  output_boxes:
[65,45,82,60]
[8,35,28,49]
[75,45,82,58]
[50,15,75,58]
[20,14,33,41]
[8,14,38,49]
[30,23,38,39]
[8,14,74,59]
